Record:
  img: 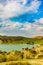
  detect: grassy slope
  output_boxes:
[0,36,43,44]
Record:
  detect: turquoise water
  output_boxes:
[0,44,38,52]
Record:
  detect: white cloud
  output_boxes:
[0,18,43,37]
[35,18,43,24]
[0,0,41,18]
[0,19,21,30]
[20,22,31,30]
[36,27,43,32]
[0,19,31,31]
[33,18,43,33]
[22,0,27,5]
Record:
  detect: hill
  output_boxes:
[34,36,43,39]
[0,35,43,44]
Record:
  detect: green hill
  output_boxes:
[0,35,43,44]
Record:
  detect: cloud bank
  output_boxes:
[0,18,43,37]
[0,0,41,18]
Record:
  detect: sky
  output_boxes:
[0,0,43,37]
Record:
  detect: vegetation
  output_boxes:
[0,36,43,44]
[0,35,43,65]
[0,45,43,62]
[6,62,31,65]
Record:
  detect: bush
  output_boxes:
[6,62,31,65]
[0,54,6,62]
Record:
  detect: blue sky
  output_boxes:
[0,0,43,37]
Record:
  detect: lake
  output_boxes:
[0,44,38,52]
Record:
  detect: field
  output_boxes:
[0,59,43,65]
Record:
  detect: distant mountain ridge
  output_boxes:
[0,35,43,37]
[0,35,43,39]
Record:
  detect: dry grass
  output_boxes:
[0,59,43,65]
